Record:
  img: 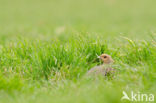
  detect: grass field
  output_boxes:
[0,0,156,103]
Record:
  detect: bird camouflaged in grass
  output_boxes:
[86,54,115,78]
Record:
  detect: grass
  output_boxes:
[0,0,156,103]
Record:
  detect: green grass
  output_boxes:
[0,0,156,103]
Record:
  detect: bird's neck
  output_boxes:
[101,63,111,67]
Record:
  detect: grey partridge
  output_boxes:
[87,54,115,77]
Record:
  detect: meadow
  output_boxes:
[0,0,156,103]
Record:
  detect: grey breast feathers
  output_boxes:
[87,65,115,76]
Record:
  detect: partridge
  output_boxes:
[87,54,115,77]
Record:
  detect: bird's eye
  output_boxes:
[104,56,107,58]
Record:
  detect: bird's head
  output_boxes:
[97,54,114,64]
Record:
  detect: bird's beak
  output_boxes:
[97,56,100,59]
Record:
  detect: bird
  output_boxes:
[86,54,115,77]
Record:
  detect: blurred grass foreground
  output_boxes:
[0,0,156,103]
